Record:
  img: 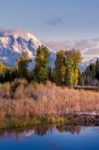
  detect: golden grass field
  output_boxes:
[0,80,98,120]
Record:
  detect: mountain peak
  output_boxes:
[0,29,55,70]
[0,29,43,67]
[0,29,41,43]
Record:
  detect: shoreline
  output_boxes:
[0,114,99,129]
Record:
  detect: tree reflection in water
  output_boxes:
[0,125,81,140]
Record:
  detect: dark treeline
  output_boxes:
[1,45,99,87]
[79,59,99,86]
[0,45,82,87]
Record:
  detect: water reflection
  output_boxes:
[0,125,82,140]
[56,125,81,134]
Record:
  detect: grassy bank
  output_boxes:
[0,114,99,129]
[0,79,99,128]
[0,117,69,129]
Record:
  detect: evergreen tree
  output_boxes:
[95,59,99,80]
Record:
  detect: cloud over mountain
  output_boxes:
[46,38,99,62]
[0,29,99,72]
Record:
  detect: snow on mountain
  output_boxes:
[0,30,41,66]
[0,30,56,70]
[0,29,98,72]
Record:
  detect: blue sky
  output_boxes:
[0,0,99,40]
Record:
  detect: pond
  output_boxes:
[0,125,99,150]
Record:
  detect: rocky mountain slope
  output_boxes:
[0,30,56,70]
[0,29,98,72]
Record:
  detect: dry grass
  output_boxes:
[0,79,99,119]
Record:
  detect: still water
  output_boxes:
[0,125,99,150]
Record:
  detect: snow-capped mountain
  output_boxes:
[0,29,98,72]
[0,30,42,66]
[0,30,56,70]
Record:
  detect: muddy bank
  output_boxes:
[62,113,99,126]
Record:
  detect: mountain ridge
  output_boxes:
[0,29,98,71]
[0,30,43,67]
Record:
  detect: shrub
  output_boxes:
[0,82,11,99]
[0,82,98,120]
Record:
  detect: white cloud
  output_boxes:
[46,38,99,62]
